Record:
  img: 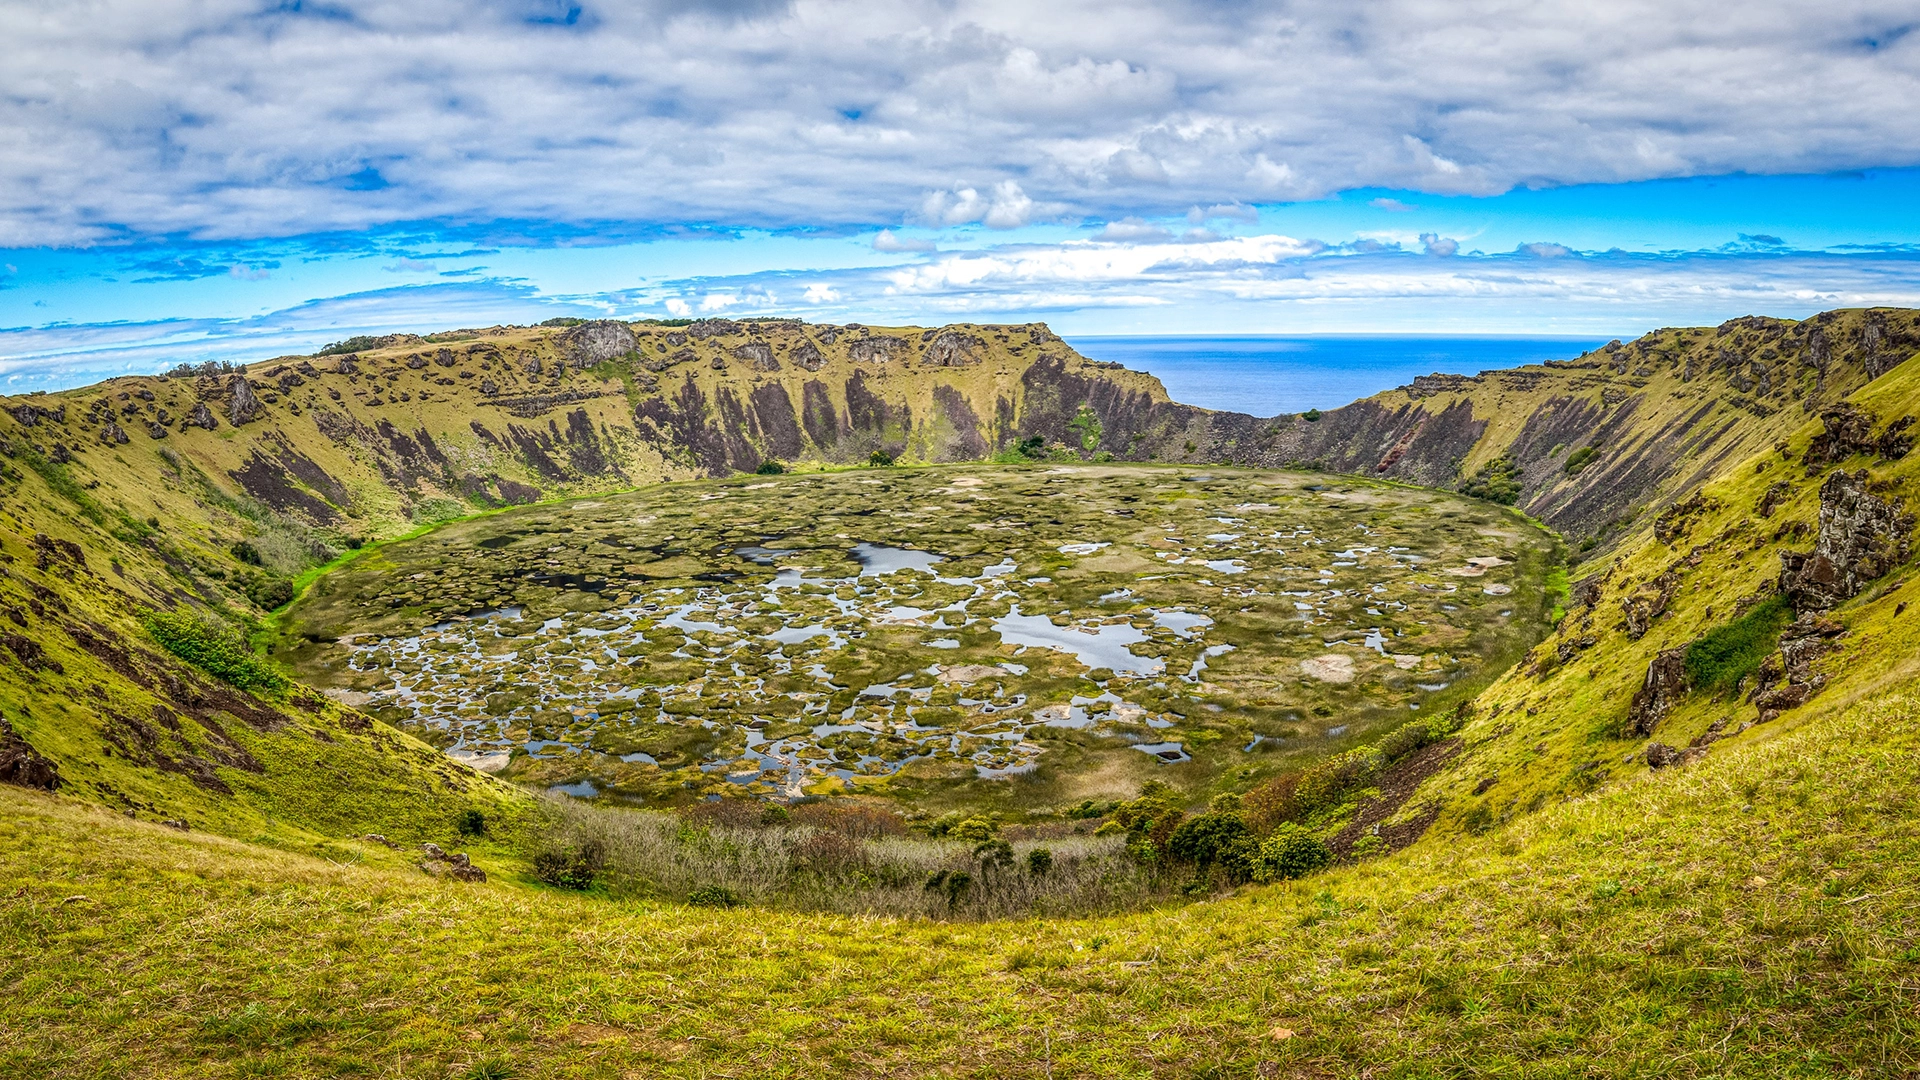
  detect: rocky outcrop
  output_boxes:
[921,330,985,367]
[188,402,218,430]
[731,341,778,371]
[1779,469,1912,611]
[228,376,262,426]
[1750,613,1847,722]
[1627,648,1689,736]
[559,320,638,367]
[0,715,59,791]
[790,339,826,371]
[849,336,907,365]
[420,842,487,882]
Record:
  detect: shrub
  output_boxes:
[1026,847,1053,876]
[1254,824,1332,881]
[456,809,488,837]
[1293,747,1385,815]
[687,883,740,908]
[143,609,288,695]
[1460,455,1522,505]
[1302,409,1322,422]
[1165,811,1250,870]
[758,804,791,826]
[538,317,588,328]
[973,838,1015,872]
[867,450,894,466]
[790,829,867,875]
[316,335,379,357]
[1685,594,1792,696]
[230,540,263,566]
[245,576,295,610]
[533,840,605,890]
[1564,445,1600,475]
[1350,834,1389,860]
[924,869,973,910]
[754,460,786,475]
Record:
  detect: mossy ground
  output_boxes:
[272,464,1557,815]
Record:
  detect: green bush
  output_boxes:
[1302,409,1322,422]
[1254,824,1332,881]
[1460,455,1522,505]
[973,839,1015,872]
[143,609,289,694]
[867,450,894,467]
[1349,834,1389,860]
[533,840,604,890]
[1025,847,1053,876]
[1165,811,1250,870]
[245,576,295,610]
[230,540,263,566]
[1564,446,1600,475]
[316,335,379,356]
[456,809,488,838]
[1685,594,1793,696]
[687,884,739,908]
[754,460,786,475]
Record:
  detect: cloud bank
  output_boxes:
[2,0,1918,243]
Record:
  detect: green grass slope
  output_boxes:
[4,680,1916,1077]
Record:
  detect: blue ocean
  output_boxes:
[1062,335,1614,417]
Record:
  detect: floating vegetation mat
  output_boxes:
[278,465,1557,809]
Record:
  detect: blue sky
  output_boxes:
[2,0,1918,385]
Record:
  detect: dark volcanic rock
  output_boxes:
[189,402,218,430]
[731,341,778,371]
[0,715,59,791]
[559,320,638,367]
[228,376,262,426]
[790,339,826,371]
[922,330,985,367]
[1803,404,1878,467]
[1780,469,1912,611]
[1627,648,1689,737]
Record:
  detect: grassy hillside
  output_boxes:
[4,680,1916,1077]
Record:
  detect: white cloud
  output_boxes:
[872,229,936,253]
[803,282,841,303]
[664,297,691,317]
[8,0,1910,244]
[1517,242,1574,259]
[1371,198,1416,212]
[919,181,1040,230]
[1095,217,1174,242]
[699,293,739,311]
[1421,233,1459,257]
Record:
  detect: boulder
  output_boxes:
[1779,469,1912,611]
[1627,648,1689,737]
[790,339,826,371]
[558,320,638,367]
[99,421,128,445]
[228,376,262,425]
[921,330,985,367]
[730,341,778,371]
[189,402,219,430]
[0,715,59,791]
[1805,404,1875,465]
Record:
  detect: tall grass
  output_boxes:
[535,797,1164,920]
[1685,594,1792,695]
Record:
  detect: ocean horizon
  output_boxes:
[1063,334,1616,417]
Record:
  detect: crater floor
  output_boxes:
[277,464,1558,810]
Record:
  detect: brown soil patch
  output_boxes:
[1331,736,1463,856]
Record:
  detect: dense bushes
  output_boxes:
[1460,455,1522,504]
[1253,824,1332,881]
[533,839,605,890]
[143,609,288,695]
[1686,594,1792,695]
